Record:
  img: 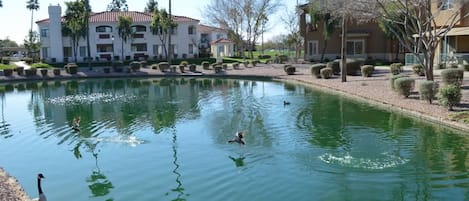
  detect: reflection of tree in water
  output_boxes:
[74,141,114,200]
[166,128,188,201]
[0,90,11,138]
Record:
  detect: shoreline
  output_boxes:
[0,63,468,200]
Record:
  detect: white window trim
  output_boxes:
[308,40,318,56]
[346,39,365,56]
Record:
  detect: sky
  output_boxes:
[0,0,302,45]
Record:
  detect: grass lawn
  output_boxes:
[0,64,16,70]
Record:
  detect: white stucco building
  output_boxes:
[197,24,234,58]
[37,5,205,63]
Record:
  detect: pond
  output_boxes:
[0,78,468,201]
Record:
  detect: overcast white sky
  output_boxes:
[0,0,301,45]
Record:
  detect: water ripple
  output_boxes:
[319,152,409,170]
[46,92,137,105]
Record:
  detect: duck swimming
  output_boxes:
[72,117,80,131]
[228,131,246,145]
[283,100,290,105]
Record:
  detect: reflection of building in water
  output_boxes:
[33,79,204,133]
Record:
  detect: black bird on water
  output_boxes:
[228,131,246,145]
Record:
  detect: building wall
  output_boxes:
[38,6,201,62]
[301,17,398,62]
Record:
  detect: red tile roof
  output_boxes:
[197,24,227,33]
[36,11,199,24]
[211,38,233,44]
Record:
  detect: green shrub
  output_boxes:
[2,68,13,76]
[40,68,48,76]
[111,61,124,72]
[158,62,169,72]
[151,64,158,69]
[202,61,210,70]
[394,77,415,98]
[1,57,10,64]
[180,61,189,67]
[130,61,141,72]
[17,67,24,75]
[25,68,38,76]
[419,81,438,104]
[189,64,197,72]
[243,61,249,67]
[412,64,425,76]
[275,55,288,63]
[232,62,240,69]
[23,57,33,64]
[390,63,403,75]
[320,67,333,79]
[361,65,374,77]
[437,84,462,111]
[65,63,78,74]
[441,68,464,86]
[389,74,409,91]
[344,59,362,75]
[214,65,223,73]
[31,63,52,69]
[311,63,327,78]
[326,61,340,75]
[284,65,295,75]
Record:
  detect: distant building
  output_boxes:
[298,2,404,62]
[197,24,234,58]
[36,5,206,63]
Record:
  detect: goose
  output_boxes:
[228,131,246,145]
[32,173,47,201]
[283,100,291,105]
[72,117,80,131]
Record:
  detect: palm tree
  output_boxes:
[320,13,337,62]
[65,0,87,62]
[83,0,92,68]
[151,9,176,60]
[26,0,39,57]
[144,0,158,13]
[117,15,133,61]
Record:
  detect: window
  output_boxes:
[308,41,318,56]
[132,25,147,32]
[170,44,177,54]
[63,47,72,58]
[40,29,49,37]
[216,34,223,39]
[99,34,111,39]
[97,44,113,53]
[42,47,49,58]
[153,45,160,55]
[346,40,364,56]
[171,27,177,35]
[133,33,144,38]
[439,0,454,10]
[188,26,195,35]
[131,43,147,52]
[189,44,194,54]
[96,26,113,33]
[79,46,86,57]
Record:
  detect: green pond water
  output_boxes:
[0,78,468,201]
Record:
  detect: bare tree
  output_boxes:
[373,0,469,81]
[280,5,303,61]
[308,0,375,82]
[204,0,280,59]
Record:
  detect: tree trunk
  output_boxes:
[340,16,347,82]
[320,39,328,62]
[121,41,124,61]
